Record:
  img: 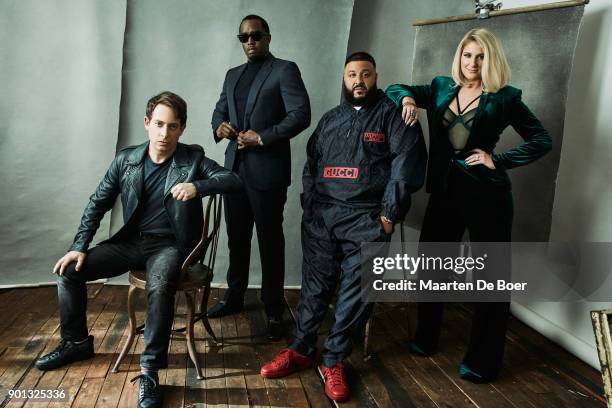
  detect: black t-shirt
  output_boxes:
[137,155,173,235]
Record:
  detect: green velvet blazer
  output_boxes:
[386,76,551,193]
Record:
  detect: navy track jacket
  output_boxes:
[302,90,427,223]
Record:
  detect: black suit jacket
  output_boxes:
[212,54,311,190]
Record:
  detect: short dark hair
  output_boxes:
[345,51,376,68]
[145,91,187,127]
[240,14,270,33]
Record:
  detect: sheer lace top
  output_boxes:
[442,93,481,152]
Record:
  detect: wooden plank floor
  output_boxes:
[0,285,606,407]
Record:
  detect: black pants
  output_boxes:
[415,175,513,380]
[290,202,391,367]
[57,235,182,370]
[223,161,287,318]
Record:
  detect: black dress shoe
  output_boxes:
[131,373,162,408]
[207,301,243,318]
[35,335,94,371]
[267,318,285,341]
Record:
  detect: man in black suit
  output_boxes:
[209,14,310,340]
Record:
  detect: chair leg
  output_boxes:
[184,291,204,380]
[112,285,138,373]
[363,304,375,361]
[199,284,218,344]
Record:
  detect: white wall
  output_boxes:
[504,0,612,369]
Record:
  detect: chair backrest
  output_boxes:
[179,194,222,283]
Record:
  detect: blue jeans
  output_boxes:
[57,235,182,370]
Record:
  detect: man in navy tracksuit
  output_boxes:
[260,52,427,402]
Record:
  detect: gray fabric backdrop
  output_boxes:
[96,0,355,286]
[0,0,354,288]
[0,1,583,286]
[406,6,584,241]
[0,0,126,286]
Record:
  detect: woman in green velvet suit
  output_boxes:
[386,28,551,383]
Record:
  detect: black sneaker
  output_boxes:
[35,335,94,371]
[131,373,162,408]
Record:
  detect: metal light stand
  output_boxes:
[475,0,503,19]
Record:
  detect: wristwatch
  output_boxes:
[257,135,264,146]
[381,216,392,224]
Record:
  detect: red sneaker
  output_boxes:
[260,348,314,378]
[318,363,350,402]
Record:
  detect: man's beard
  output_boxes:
[343,82,378,107]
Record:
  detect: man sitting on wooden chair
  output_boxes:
[35,91,242,408]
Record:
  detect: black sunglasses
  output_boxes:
[237,31,268,43]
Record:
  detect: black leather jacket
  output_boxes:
[69,141,243,256]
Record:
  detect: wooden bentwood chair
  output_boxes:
[111,194,222,380]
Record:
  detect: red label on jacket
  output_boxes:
[323,166,359,179]
[364,132,385,143]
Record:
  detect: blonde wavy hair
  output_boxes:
[451,28,510,93]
